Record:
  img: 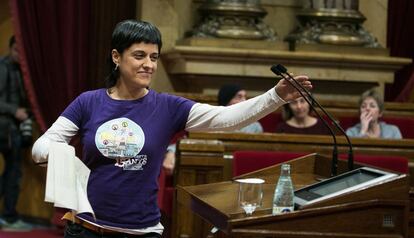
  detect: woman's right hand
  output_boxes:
[275,75,311,102]
[360,111,373,135]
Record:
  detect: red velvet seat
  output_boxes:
[157,168,174,216]
[232,151,307,177]
[337,116,359,133]
[258,112,283,132]
[382,117,414,139]
[339,154,409,174]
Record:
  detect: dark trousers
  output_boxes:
[0,129,23,223]
[64,222,162,238]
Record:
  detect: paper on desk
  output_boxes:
[45,142,94,216]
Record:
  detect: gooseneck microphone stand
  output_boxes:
[271,64,354,176]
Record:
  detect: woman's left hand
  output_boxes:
[275,75,312,102]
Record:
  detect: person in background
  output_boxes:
[0,36,33,231]
[346,89,402,139]
[31,19,311,238]
[275,96,330,135]
[217,84,263,133]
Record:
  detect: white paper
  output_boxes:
[45,142,94,216]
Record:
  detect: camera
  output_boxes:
[19,118,33,147]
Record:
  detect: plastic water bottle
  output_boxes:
[272,163,294,215]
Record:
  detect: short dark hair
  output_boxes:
[105,20,162,88]
[358,89,384,113]
[9,35,16,48]
[217,84,243,106]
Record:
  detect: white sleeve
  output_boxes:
[31,116,79,164]
[185,88,285,132]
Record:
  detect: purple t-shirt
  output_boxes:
[61,89,195,229]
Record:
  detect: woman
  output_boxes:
[275,96,330,135]
[346,90,402,139]
[31,20,311,237]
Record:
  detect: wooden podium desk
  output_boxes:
[178,154,409,238]
[173,132,414,238]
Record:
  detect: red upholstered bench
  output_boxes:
[339,154,409,174]
[382,117,414,139]
[157,168,174,216]
[258,112,283,133]
[232,150,307,177]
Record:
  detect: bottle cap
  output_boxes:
[281,164,290,169]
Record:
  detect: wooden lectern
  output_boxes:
[177,153,409,238]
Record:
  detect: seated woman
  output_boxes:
[275,96,330,135]
[346,90,402,139]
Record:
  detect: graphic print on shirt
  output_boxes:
[95,117,147,170]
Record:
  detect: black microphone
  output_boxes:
[271,64,354,176]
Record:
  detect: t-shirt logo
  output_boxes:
[95,117,146,170]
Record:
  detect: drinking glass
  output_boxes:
[236,178,264,215]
